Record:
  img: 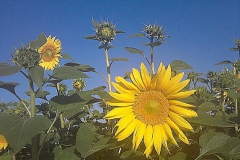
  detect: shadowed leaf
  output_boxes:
[27,33,47,50]
[0,114,50,154]
[52,66,89,80]
[0,81,19,96]
[214,60,233,66]
[28,66,44,90]
[53,147,79,160]
[61,53,74,61]
[129,33,145,38]
[170,60,193,71]
[124,47,144,56]
[109,57,128,62]
[0,63,21,77]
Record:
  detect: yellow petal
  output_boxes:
[159,65,172,91]
[169,111,193,131]
[169,100,194,107]
[132,68,146,90]
[117,118,138,141]
[170,105,197,118]
[153,125,163,155]
[104,107,132,119]
[166,117,189,144]
[164,79,190,96]
[140,63,151,89]
[115,76,139,93]
[132,121,146,150]
[115,113,135,135]
[144,125,153,153]
[112,82,136,95]
[109,92,135,102]
[144,139,153,158]
[162,123,178,146]
[107,100,133,107]
[166,90,196,99]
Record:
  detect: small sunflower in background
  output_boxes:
[104,63,197,157]
[0,135,8,150]
[38,35,62,70]
[72,78,86,91]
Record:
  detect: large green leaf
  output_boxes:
[168,152,186,160]
[52,66,89,80]
[28,65,44,90]
[124,47,144,57]
[0,114,50,153]
[0,154,12,160]
[170,60,193,71]
[0,63,21,77]
[50,93,88,114]
[76,123,109,158]
[196,131,240,160]
[189,102,236,127]
[0,81,19,96]
[53,146,79,160]
[27,33,47,50]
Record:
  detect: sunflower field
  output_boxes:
[0,19,240,160]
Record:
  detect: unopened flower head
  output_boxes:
[143,24,168,41]
[104,63,197,157]
[72,78,86,91]
[95,21,117,43]
[13,46,41,68]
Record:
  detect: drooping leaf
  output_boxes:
[170,60,193,71]
[61,53,74,61]
[129,33,145,38]
[0,81,19,96]
[27,33,47,50]
[64,63,95,72]
[0,63,21,77]
[28,65,44,90]
[84,35,97,40]
[116,30,125,34]
[214,60,233,66]
[109,57,128,62]
[98,44,115,50]
[53,146,79,160]
[124,47,144,56]
[0,113,50,153]
[52,66,89,80]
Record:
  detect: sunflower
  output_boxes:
[38,35,62,70]
[0,134,8,150]
[104,63,197,157]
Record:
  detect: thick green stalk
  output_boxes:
[220,89,226,121]
[104,43,112,92]
[60,114,65,129]
[29,78,38,160]
[150,36,155,74]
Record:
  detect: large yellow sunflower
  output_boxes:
[0,134,8,150]
[38,35,62,70]
[104,63,197,157]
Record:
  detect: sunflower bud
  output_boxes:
[95,22,117,43]
[143,24,168,41]
[13,46,40,68]
[72,78,86,91]
[218,69,236,89]
[59,83,67,95]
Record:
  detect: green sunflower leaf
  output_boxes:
[170,60,193,71]
[214,60,233,66]
[0,81,19,96]
[53,146,79,160]
[129,33,145,37]
[124,47,144,56]
[168,152,187,160]
[0,113,50,154]
[0,63,21,77]
[28,65,44,90]
[61,53,74,61]
[27,33,47,50]
[52,66,89,80]
[109,57,128,62]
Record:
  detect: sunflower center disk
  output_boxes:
[42,49,54,62]
[133,90,169,126]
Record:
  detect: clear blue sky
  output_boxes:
[0,0,240,103]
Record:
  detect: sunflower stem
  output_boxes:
[150,36,155,74]
[220,89,226,121]
[29,77,39,160]
[104,43,112,92]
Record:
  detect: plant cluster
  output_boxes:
[0,19,240,160]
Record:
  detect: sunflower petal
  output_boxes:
[115,76,139,93]
[169,111,193,131]
[169,100,194,107]
[109,92,135,102]
[170,105,197,118]
[166,117,189,144]
[112,82,136,95]
[133,121,146,151]
[153,125,163,155]
[117,118,139,141]
[166,90,196,99]
[140,63,151,89]
[132,68,146,90]
[162,123,178,146]
[164,79,190,96]
[115,113,135,135]
[104,107,132,119]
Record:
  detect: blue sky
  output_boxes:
[0,0,240,103]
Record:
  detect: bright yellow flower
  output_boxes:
[38,35,62,70]
[0,134,8,150]
[104,63,197,157]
